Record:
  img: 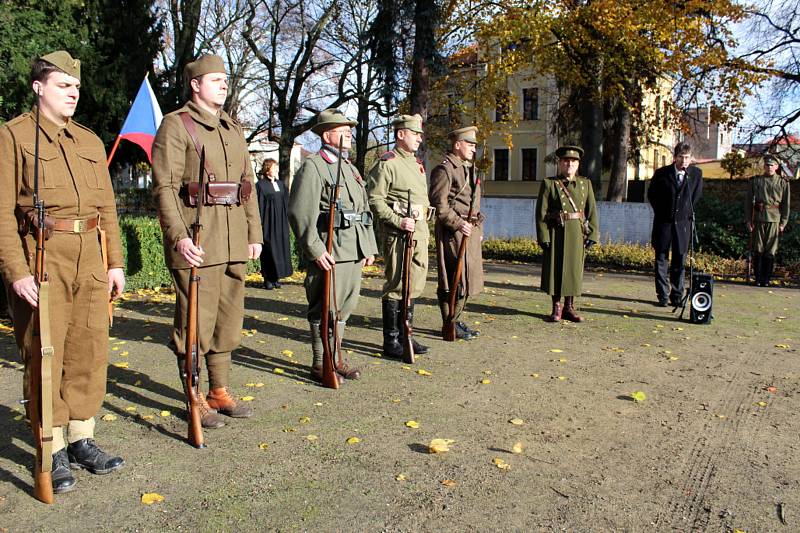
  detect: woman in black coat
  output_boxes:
[256,159,293,289]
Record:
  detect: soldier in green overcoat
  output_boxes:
[536,146,599,323]
[152,55,263,427]
[288,109,378,384]
[746,154,791,286]
[366,114,431,358]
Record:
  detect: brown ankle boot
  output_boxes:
[547,296,562,322]
[562,297,584,322]
[207,387,253,418]
[197,395,226,429]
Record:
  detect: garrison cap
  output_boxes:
[184,54,226,80]
[556,145,584,160]
[392,114,424,134]
[763,154,779,165]
[311,108,357,136]
[39,51,81,81]
[448,126,478,144]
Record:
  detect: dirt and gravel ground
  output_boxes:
[0,261,798,532]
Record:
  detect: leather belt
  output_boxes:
[561,212,585,221]
[754,202,780,211]
[48,215,99,233]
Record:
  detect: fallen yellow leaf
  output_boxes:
[492,457,511,470]
[313,402,324,406]
[258,443,269,450]
[775,344,791,349]
[512,442,524,454]
[557,376,567,381]
[159,410,171,418]
[346,437,361,444]
[530,373,540,378]
[417,369,432,376]
[125,406,137,412]
[757,401,767,407]
[299,416,311,423]
[101,414,117,422]
[141,492,165,505]
[305,435,319,441]
[405,420,420,429]
[509,418,524,425]
[441,479,457,487]
[142,415,154,420]
[273,368,285,374]
[481,379,491,384]
[395,473,407,481]
[281,349,294,357]
[428,438,454,453]
[240,396,255,402]
[112,362,129,369]
[549,349,563,353]
[631,391,647,402]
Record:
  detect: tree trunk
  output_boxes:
[409,1,438,118]
[355,96,371,176]
[606,100,631,202]
[278,134,295,186]
[164,0,202,112]
[579,87,603,191]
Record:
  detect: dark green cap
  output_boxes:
[556,145,584,160]
[392,114,424,134]
[40,51,80,81]
[448,126,478,144]
[763,154,779,165]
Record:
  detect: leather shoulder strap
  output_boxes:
[556,179,580,213]
[179,112,216,181]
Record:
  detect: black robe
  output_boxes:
[257,178,293,280]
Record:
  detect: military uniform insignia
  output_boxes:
[320,148,337,164]
[380,151,396,161]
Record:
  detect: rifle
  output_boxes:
[746,183,756,284]
[183,147,206,448]
[443,163,479,341]
[319,138,344,389]
[28,98,55,503]
[400,189,415,364]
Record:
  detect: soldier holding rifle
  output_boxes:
[289,108,378,385]
[153,55,262,428]
[0,51,126,497]
[367,114,431,359]
[746,154,790,287]
[429,126,484,341]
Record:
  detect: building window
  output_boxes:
[521,148,538,181]
[494,148,509,181]
[495,91,510,122]
[522,88,539,120]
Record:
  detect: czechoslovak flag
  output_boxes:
[107,76,163,165]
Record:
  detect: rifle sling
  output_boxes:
[38,280,54,472]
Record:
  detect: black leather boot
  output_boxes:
[405,301,429,354]
[67,439,124,475]
[752,253,762,286]
[762,255,774,287]
[52,448,77,493]
[382,299,403,358]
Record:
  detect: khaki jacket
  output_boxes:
[366,147,430,238]
[746,174,790,225]
[0,109,123,283]
[152,101,261,269]
[288,147,378,263]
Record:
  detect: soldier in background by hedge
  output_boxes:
[536,146,599,323]
[152,54,262,428]
[367,114,431,358]
[746,154,791,286]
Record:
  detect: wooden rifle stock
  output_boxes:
[746,192,755,284]
[443,165,479,342]
[319,139,344,389]
[400,189,415,363]
[184,147,206,448]
[29,100,54,503]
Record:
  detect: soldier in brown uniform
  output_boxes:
[746,154,791,286]
[152,55,262,428]
[367,114,431,358]
[429,126,483,340]
[0,51,126,493]
[288,109,378,383]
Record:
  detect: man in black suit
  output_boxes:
[647,142,703,306]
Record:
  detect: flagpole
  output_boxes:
[106,135,122,167]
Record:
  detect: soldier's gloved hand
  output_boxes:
[12,275,38,308]
[399,217,416,232]
[584,239,596,249]
[176,237,205,267]
[315,250,336,271]
[458,220,473,236]
[539,241,549,250]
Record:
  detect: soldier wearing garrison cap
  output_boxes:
[152,54,262,428]
[429,125,484,340]
[0,51,126,493]
[536,145,599,323]
[746,154,790,286]
[366,114,431,358]
[288,108,378,384]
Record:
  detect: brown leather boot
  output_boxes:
[207,387,253,418]
[197,395,226,429]
[335,321,361,379]
[547,296,562,322]
[311,366,344,385]
[562,297,584,322]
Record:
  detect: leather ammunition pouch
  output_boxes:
[16,207,99,240]
[184,180,252,206]
[319,209,373,230]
